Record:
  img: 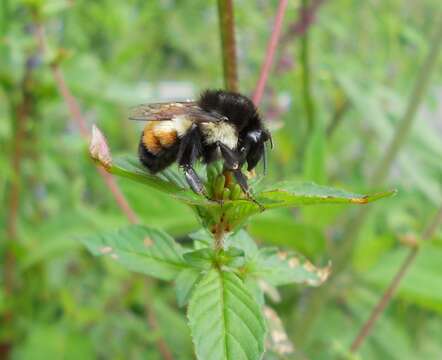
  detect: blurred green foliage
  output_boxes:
[1,0,441,359]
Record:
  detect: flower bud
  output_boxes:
[89,124,112,169]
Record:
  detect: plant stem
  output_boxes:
[252,0,289,106]
[214,215,226,251]
[300,0,315,134]
[293,14,442,347]
[350,205,442,353]
[215,0,237,249]
[217,0,238,92]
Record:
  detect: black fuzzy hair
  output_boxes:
[197,89,262,133]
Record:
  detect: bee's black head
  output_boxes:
[198,89,261,132]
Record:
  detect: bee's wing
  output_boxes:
[128,101,225,123]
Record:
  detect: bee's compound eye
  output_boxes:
[247,130,261,142]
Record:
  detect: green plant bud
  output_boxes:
[214,174,226,198]
[222,188,231,200]
[207,165,217,183]
[215,161,223,174]
[230,184,242,200]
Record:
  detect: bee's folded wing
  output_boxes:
[128,102,224,123]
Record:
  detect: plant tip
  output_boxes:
[89,124,113,168]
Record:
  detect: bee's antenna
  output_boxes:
[263,142,268,176]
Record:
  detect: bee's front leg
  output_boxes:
[217,142,240,171]
[177,125,209,198]
[182,164,224,205]
[181,165,205,196]
[232,169,264,211]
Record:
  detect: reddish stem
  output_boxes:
[281,0,325,42]
[34,23,176,360]
[35,24,138,224]
[52,64,138,223]
[252,0,289,106]
[276,0,326,72]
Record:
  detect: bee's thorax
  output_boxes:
[200,121,237,149]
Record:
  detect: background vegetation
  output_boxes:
[1,0,442,359]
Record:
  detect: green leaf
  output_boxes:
[183,248,215,270]
[81,225,186,280]
[109,155,212,206]
[257,182,397,208]
[249,247,331,287]
[249,212,325,258]
[243,278,265,306]
[202,182,396,232]
[188,269,267,360]
[225,230,259,258]
[219,247,246,268]
[189,229,213,249]
[176,268,202,308]
[183,247,245,270]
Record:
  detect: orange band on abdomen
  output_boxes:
[142,124,162,154]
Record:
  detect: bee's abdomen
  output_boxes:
[142,122,178,154]
[138,117,193,173]
[139,125,180,173]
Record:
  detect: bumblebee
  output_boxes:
[129,89,272,197]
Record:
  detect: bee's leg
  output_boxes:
[232,169,264,211]
[231,168,248,191]
[182,165,205,196]
[177,125,209,198]
[217,142,240,170]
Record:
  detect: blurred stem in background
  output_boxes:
[350,205,442,352]
[2,51,38,358]
[217,0,238,92]
[326,96,351,138]
[300,0,316,135]
[293,12,442,349]
[252,0,288,106]
[338,12,442,273]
